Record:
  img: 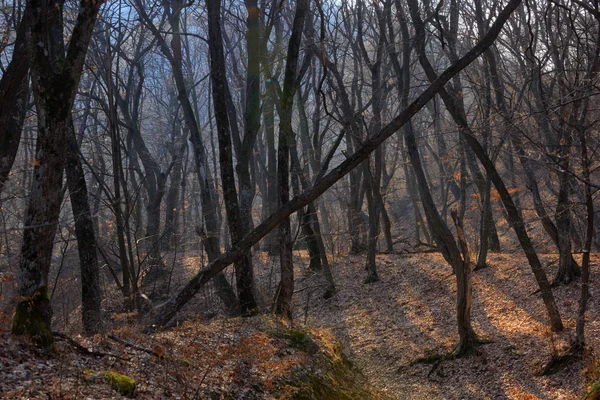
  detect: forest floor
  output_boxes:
[0,251,598,399]
[297,251,600,400]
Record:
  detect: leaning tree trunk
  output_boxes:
[402,68,479,354]
[405,93,477,355]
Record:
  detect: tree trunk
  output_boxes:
[363,164,380,283]
[554,124,579,284]
[272,0,309,319]
[0,5,29,196]
[164,140,185,250]
[135,0,240,313]
[476,177,492,270]
[206,0,258,315]
[65,116,103,335]
[574,127,594,350]
[13,0,102,347]
[451,210,476,355]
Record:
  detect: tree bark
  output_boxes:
[13,0,103,347]
[272,0,309,319]
[206,0,258,315]
[451,210,476,355]
[65,117,103,335]
[0,5,29,196]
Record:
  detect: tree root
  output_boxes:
[402,338,493,377]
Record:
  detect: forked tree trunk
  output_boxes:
[13,0,102,347]
[272,0,309,319]
[451,210,477,355]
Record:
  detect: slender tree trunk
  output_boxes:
[263,84,279,254]
[65,117,103,335]
[476,177,492,270]
[0,5,29,197]
[206,0,257,315]
[164,141,185,250]
[363,164,380,283]
[574,128,593,349]
[272,0,309,319]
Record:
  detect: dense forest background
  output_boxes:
[1,0,600,398]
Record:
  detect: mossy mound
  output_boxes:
[85,370,136,397]
[270,327,319,354]
[271,328,380,400]
[12,286,54,348]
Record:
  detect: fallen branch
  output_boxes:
[107,334,165,360]
[52,332,125,360]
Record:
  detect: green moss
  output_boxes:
[86,370,136,397]
[270,328,319,354]
[12,286,54,348]
[278,336,379,400]
[286,357,376,399]
[583,381,600,400]
[100,371,136,397]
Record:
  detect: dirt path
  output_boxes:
[298,252,598,399]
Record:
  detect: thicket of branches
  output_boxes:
[0,0,599,355]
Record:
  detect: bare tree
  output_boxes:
[12,0,104,346]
